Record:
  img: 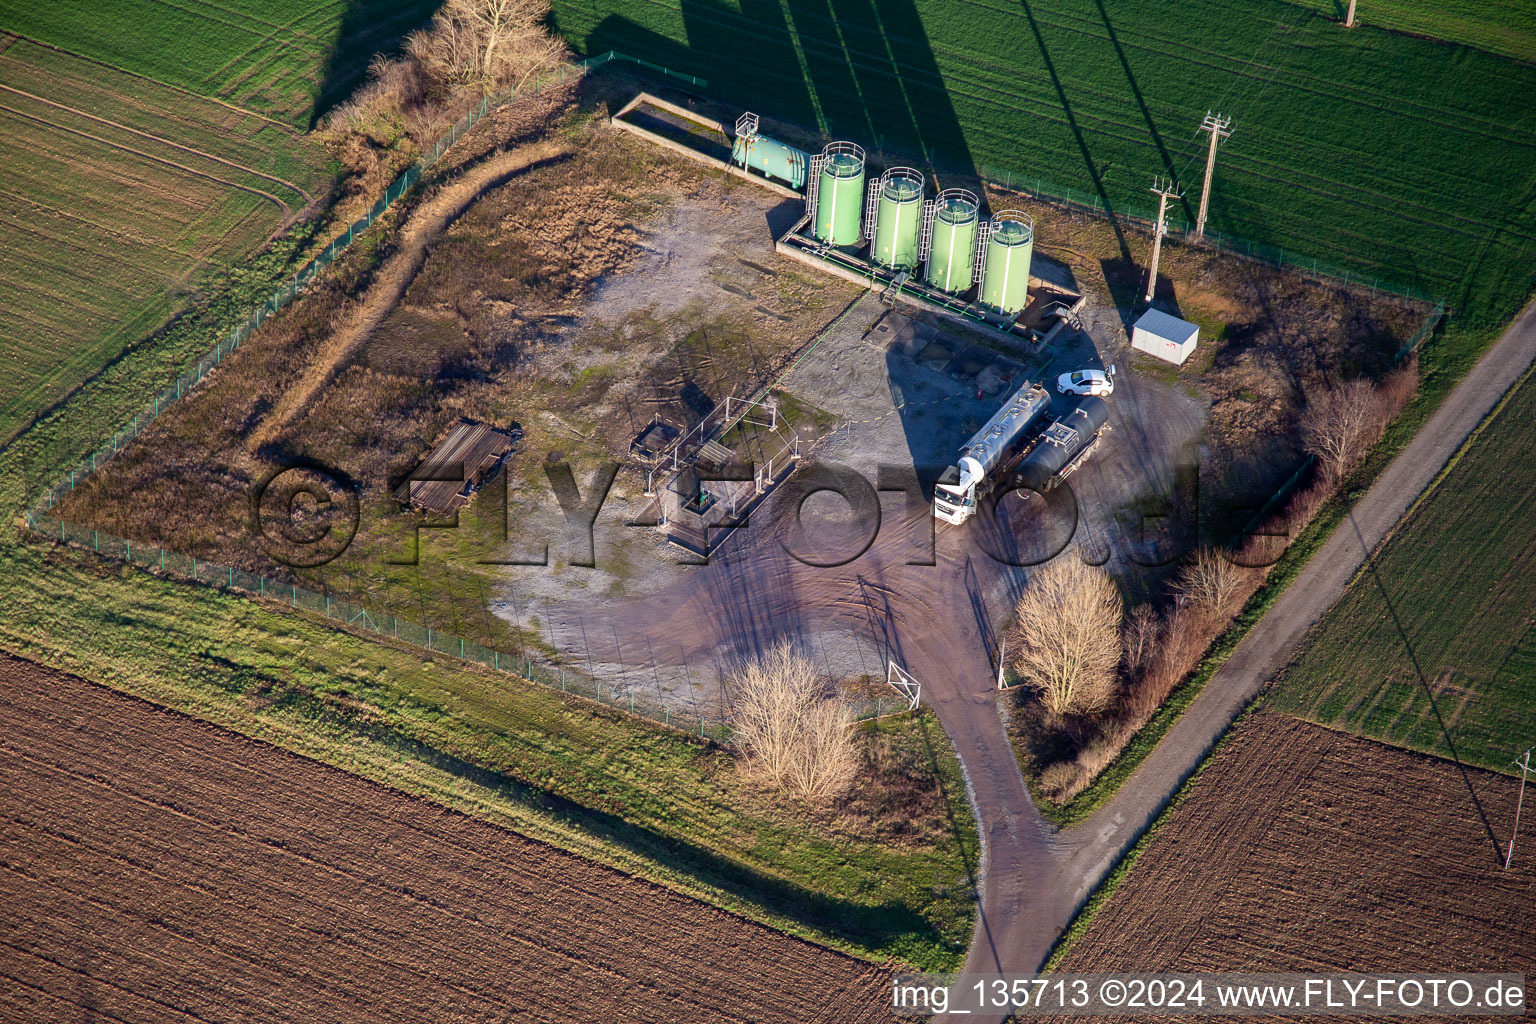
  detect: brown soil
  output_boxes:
[0,653,894,1023]
[1049,713,1534,999]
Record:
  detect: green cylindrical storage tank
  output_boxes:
[924,188,979,292]
[872,167,924,270]
[813,142,865,246]
[980,210,1034,313]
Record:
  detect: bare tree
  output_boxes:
[1122,603,1161,677]
[1300,378,1380,485]
[1174,547,1247,616]
[407,0,570,96]
[1007,555,1124,717]
[731,645,857,802]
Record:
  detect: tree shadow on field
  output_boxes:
[309,0,443,129]
[356,695,946,955]
[573,0,976,177]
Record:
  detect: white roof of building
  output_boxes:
[1133,307,1199,345]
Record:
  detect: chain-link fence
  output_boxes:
[20,49,909,744]
[23,52,678,531]
[972,162,1444,308]
[30,510,900,738]
[29,48,1449,746]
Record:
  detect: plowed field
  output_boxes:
[0,654,893,1023]
[1050,713,1534,993]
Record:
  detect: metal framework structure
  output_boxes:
[805,152,827,225]
[885,660,922,711]
[917,198,936,261]
[1145,176,1185,305]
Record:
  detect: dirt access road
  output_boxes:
[545,294,1536,1023]
[248,137,570,449]
[0,653,894,1023]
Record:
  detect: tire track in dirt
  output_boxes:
[247,139,570,450]
[540,296,1536,1024]
[0,101,293,215]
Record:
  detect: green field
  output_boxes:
[0,0,438,126]
[0,35,328,446]
[1271,366,1536,773]
[553,0,1536,327]
[1284,0,1536,64]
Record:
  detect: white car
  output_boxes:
[1057,366,1115,397]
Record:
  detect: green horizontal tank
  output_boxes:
[980,210,1034,314]
[732,133,808,189]
[872,167,924,270]
[924,188,979,293]
[812,142,866,246]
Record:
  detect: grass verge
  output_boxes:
[0,539,976,969]
[1027,313,1514,827]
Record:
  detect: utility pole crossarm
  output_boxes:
[1194,111,1233,242]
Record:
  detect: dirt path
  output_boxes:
[1044,293,1536,930]
[537,296,1536,1023]
[248,139,570,449]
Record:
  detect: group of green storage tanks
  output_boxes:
[803,140,1034,315]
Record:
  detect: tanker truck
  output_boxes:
[932,380,1052,525]
[1010,396,1111,494]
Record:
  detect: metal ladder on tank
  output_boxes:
[863,179,881,242]
[917,199,936,263]
[972,220,994,285]
[805,153,826,228]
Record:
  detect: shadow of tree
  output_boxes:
[309,0,444,129]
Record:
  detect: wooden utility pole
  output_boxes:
[1345,0,1358,27]
[1507,748,1531,870]
[1194,111,1233,241]
[1145,177,1184,306]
